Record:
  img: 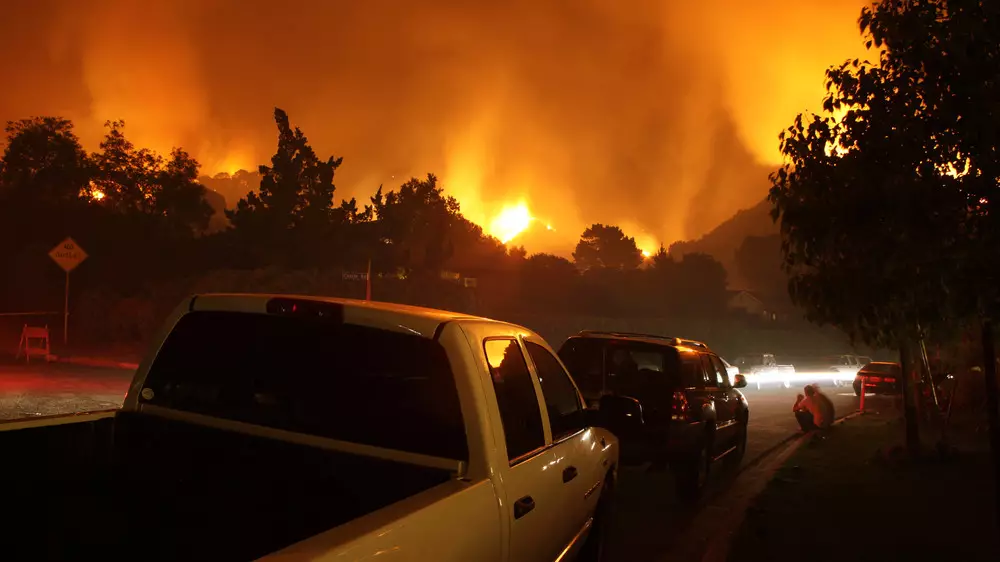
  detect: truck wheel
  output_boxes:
[579,472,615,562]
[676,441,711,502]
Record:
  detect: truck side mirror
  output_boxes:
[733,374,748,389]
[587,394,644,436]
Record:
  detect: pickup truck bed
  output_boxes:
[5,412,453,561]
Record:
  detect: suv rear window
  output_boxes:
[558,337,685,400]
[142,310,468,461]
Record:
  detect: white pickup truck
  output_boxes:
[4,294,621,561]
[733,353,797,389]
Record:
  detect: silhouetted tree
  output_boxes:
[91,120,163,214]
[198,169,261,210]
[373,174,461,274]
[573,223,642,271]
[850,0,1000,514]
[508,245,527,262]
[0,117,91,205]
[520,253,579,313]
[651,251,729,315]
[770,1,983,456]
[227,108,343,236]
[154,148,213,235]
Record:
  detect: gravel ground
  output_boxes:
[0,363,131,421]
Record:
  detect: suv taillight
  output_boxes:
[671,391,690,420]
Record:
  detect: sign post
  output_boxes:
[48,237,88,345]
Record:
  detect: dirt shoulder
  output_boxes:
[727,412,999,562]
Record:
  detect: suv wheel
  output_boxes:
[676,440,711,502]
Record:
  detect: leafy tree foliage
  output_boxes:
[769,0,1000,456]
[573,223,642,271]
[91,120,163,214]
[852,0,1000,497]
[0,117,91,205]
[519,253,580,313]
[371,174,461,273]
[650,250,730,315]
[154,148,214,234]
[88,121,212,235]
[228,108,343,236]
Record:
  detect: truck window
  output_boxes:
[484,339,545,462]
[142,311,468,461]
[525,341,585,441]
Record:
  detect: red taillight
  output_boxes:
[869,376,883,383]
[671,391,690,420]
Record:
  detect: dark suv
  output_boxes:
[558,331,750,499]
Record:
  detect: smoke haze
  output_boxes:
[0,0,869,254]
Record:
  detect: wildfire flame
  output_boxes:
[489,202,533,243]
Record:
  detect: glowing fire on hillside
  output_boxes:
[489,202,533,243]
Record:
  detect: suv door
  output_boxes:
[523,339,603,557]
[701,354,738,454]
[483,337,573,562]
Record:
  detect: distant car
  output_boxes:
[854,362,902,396]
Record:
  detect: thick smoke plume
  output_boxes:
[0,0,868,253]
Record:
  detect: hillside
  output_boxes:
[668,198,778,288]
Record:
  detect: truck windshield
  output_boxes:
[142,311,468,461]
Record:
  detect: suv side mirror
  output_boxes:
[733,374,748,389]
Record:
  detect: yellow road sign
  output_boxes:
[49,237,88,272]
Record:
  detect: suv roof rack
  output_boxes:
[575,330,712,351]
[675,338,710,350]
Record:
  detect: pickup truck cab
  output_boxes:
[733,353,797,389]
[4,294,619,561]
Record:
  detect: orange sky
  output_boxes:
[0,0,870,255]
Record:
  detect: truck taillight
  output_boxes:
[671,391,690,420]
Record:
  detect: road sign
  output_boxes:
[48,237,88,345]
[49,237,88,272]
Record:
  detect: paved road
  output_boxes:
[607,384,863,561]
[0,364,868,560]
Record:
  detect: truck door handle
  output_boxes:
[514,496,535,519]
[563,466,578,483]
